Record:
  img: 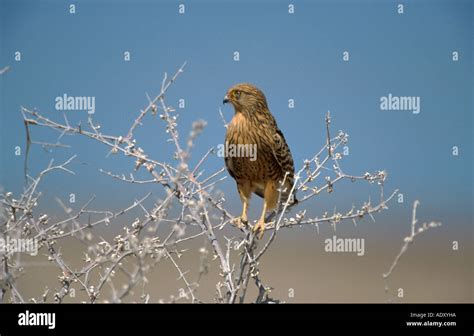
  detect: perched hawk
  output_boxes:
[223,83,297,238]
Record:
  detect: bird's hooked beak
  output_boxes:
[223,94,229,105]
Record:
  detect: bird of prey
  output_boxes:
[223,83,297,239]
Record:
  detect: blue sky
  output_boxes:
[0,0,472,234]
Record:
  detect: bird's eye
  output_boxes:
[234,90,241,99]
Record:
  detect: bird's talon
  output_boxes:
[252,221,266,239]
[231,217,247,229]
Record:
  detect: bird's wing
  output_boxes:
[273,128,295,179]
[224,156,236,179]
[270,126,297,196]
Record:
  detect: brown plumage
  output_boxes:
[223,83,297,238]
